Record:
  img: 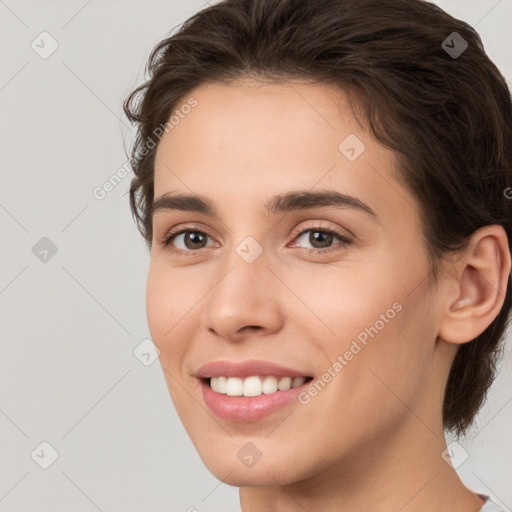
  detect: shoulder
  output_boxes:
[477,494,506,512]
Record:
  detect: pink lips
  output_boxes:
[196,359,313,423]
[196,359,310,379]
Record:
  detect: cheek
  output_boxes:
[282,260,400,345]
[342,288,436,426]
[145,266,169,341]
[145,262,193,355]
[299,252,433,403]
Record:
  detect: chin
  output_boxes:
[192,439,312,488]
[205,460,302,488]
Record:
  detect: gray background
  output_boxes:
[1,1,511,511]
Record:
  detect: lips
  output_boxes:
[196,359,312,379]
[194,359,314,422]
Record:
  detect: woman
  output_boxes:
[123,0,511,510]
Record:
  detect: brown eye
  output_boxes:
[177,230,208,250]
[302,230,335,249]
[163,229,211,249]
[160,225,218,256]
[290,226,353,255]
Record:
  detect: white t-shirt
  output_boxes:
[479,494,505,511]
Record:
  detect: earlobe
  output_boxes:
[438,225,511,345]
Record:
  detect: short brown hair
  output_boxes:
[123,0,512,437]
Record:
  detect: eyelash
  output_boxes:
[160,223,353,257]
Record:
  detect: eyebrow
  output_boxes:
[152,190,379,222]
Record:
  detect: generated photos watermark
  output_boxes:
[298,301,403,405]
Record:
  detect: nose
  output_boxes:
[200,247,284,342]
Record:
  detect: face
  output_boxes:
[147,79,448,487]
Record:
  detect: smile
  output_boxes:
[195,359,314,422]
[208,375,311,396]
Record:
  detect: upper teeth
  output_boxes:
[210,376,307,397]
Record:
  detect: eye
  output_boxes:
[159,222,353,256]
[289,224,353,255]
[160,224,218,256]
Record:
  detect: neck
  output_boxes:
[239,416,485,512]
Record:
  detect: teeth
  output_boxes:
[225,377,243,396]
[211,376,226,393]
[277,376,292,391]
[209,375,309,397]
[292,376,306,388]
[262,376,277,394]
[243,376,262,397]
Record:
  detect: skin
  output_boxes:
[146,79,511,512]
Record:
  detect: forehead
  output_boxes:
[152,79,412,225]
[155,79,363,161]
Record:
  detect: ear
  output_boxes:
[438,225,511,345]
